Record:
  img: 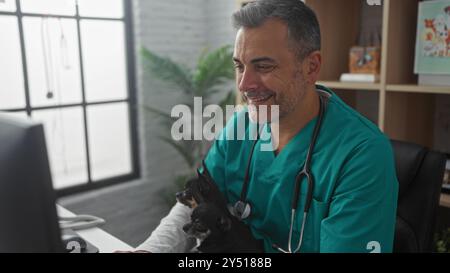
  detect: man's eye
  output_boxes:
[256,64,275,72]
[234,64,244,73]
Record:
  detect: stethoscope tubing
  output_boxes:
[233,91,328,253]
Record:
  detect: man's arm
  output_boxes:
[320,137,399,253]
[134,202,196,253]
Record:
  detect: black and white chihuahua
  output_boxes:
[182,202,264,253]
[175,162,227,211]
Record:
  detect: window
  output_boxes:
[0,0,139,196]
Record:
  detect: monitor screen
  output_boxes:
[0,113,63,253]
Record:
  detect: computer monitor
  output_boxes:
[0,113,64,253]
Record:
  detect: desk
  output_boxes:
[57,205,134,253]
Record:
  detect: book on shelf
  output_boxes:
[414,0,450,87]
[339,73,380,83]
[443,158,450,194]
[419,74,450,86]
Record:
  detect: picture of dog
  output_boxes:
[445,6,450,55]
[420,6,450,58]
[423,19,438,56]
[434,14,448,57]
[183,202,264,253]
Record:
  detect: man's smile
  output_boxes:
[244,91,274,105]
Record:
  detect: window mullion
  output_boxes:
[75,0,92,185]
[15,0,31,116]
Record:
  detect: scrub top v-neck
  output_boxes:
[203,85,399,253]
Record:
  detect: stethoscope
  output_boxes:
[232,91,328,253]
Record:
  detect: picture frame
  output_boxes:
[414,0,450,75]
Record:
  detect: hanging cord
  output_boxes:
[41,17,54,99]
[41,17,70,175]
[55,18,69,174]
[59,215,106,231]
[58,18,71,70]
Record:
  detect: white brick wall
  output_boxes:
[132,0,237,190]
[205,0,237,49]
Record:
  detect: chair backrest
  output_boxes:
[391,140,446,252]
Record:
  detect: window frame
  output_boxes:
[0,0,140,197]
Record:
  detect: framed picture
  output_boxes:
[414,0,450,75]
[443,157,450,194]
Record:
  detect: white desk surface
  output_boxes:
[57,205,134,253]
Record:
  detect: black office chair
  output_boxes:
[391,140,447,252]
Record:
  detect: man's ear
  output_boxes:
[217,216,232,232]
[303,51,321,84]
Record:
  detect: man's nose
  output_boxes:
[238,69,259,92]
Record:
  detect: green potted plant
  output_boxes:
[140,45,236,207]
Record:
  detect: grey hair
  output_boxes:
[232,0,321,60]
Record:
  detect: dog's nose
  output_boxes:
[176,191,184,199]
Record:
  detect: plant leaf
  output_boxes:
[141,47,194,94]
[159,136,197,168]
[193,45,235,98]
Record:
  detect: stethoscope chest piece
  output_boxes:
[233,200,251,220]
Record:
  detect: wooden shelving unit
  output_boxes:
[387,84,450,95]
[236,0,450,207]
[307,0,450,208]
[317,81,381,91]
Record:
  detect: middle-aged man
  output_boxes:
[135,0,398,253]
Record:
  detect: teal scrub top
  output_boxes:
[203,85,399,253]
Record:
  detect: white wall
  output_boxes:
[205,0,236,49]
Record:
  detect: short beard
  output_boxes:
[276,68,307,119]
[240,68,307,121]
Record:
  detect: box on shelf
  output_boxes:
[340,73,380,83]
[349,46,381,74]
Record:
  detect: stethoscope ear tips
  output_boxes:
[233,201,251,220]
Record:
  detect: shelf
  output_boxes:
[387,84,450,95]
[319,82,450,94]
[318,81,380,91]
[441,193,450,209]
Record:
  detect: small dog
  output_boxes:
[183,202,264,253]
[176,162,227,211]
[176,163,264,252]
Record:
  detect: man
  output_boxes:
[136,0,398,253]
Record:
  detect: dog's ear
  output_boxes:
[217,216,231,233]
[198,162,217,193]
[201,160,212,179]
[196,165,212,196]
[191,182,205,204]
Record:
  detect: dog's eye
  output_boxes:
[193,220,208,232]
[195,224,208,233]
